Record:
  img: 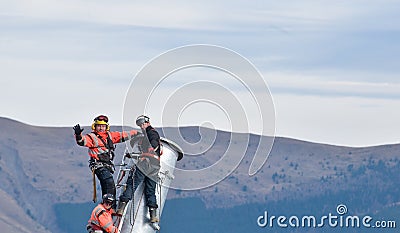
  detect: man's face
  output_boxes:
[103,202,112,210]
[95,124,107,132]
[140,122,150,130]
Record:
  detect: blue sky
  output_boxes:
[1,0,399,146]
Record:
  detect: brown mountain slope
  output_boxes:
[0,117,399,232]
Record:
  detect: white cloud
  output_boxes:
[2,0,208,29]
[275,93,400,146]
[3,0,388,32]
[1,0,399,146]
[267,71,400,99]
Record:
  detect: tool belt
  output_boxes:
[89,155,115,173]
[86,224,105,233]
[97,151,115,163]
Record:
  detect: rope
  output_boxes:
[130,189,144,228]
[92,169,97,203]
[156,175,163,232]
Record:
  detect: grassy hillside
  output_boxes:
[0,117,399,232]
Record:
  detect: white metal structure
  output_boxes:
[115,136,183,233]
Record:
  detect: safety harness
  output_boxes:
[87,205,114,233]
[87,132,116,172]
[138,128,163,159]
[87,132,116,203]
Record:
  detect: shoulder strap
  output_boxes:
[96,209,106,218]
[106,132,115,151]
[94,205,107,218]
[150,128,161,154]
[93,132,114,152]
[86,133,100,149]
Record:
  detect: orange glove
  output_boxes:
[130,130,138,136]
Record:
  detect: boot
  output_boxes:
[116,201,127,216]
[149,207,159,223]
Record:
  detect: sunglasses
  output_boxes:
[95,115,109,123]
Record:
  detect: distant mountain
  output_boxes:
[0,117,399,233]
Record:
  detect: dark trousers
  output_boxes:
[119,168,158,208]
[95,167,116,208]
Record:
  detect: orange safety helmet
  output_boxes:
[91,115,110,131]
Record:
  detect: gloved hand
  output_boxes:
[130,130,138,136]
[73,124,84,135]
[125,152,132,158]
[124,152,139,159]
[112,212,122,217]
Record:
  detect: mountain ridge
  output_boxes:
[3,116,396,148]
[0,116,399,232]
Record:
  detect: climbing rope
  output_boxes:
[130,188,144,228]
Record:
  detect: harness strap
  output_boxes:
[96,209,106,218]
[89,159,115,173]
[87,133,115,155]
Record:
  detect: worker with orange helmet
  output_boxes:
[87,193,118,233]
[73,115,139,208]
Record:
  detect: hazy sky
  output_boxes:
[1,0,399,147]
